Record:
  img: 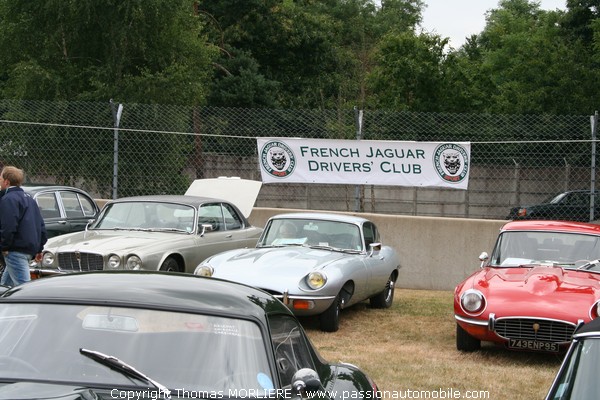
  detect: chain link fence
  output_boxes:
[0,99,595,220]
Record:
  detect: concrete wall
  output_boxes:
[94,199,506,291]
[248,208,506,291]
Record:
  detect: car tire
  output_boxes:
[159,257,180,272]
[456,323,481,352]
[370,273,396,309]
[319,293,343,333]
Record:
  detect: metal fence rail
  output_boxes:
[0,99,595,220]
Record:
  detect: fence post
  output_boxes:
[110,99,123,200]
[354,107,363,212]
[591,111,598,221]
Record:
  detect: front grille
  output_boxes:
[495,318,576,343]
[57,253,104,272]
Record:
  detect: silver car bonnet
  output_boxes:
[210,246,353,287]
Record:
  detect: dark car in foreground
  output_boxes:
[455,220,600,353]
[0,272,380,399]
[546,317,600,399]
[507,190,600,222]
[24,185,100,238]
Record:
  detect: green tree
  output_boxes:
[0,0,215,105]
[367,32,449,111]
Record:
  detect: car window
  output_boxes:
[0,303,275,393]
[223,203,243,230]
[35,193,61,219]
[268,314,315,388]
[60,191,97,218]
[95,202,194,231]
[78,194,98,216]
[490,231,600,267]
[260,219,361,250]
[547,338,600,399]
[198,203,224,232]
[363,222,379,248]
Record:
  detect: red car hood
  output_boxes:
[458,266,600,322]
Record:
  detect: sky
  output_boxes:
[420,0,567,48]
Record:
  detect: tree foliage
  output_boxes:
[0,0,215,105]
[0,0,599,114]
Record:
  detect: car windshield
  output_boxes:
[547,338,600,399]
[259,218,362,251]
[94,202,196,233]
[0,303,274,394]
[546,193,568,204]
[489,231,600,268]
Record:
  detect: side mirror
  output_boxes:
[291,368,322,396]
[479,252,489,268]
[199,223,214,237]
[368,242,382,256]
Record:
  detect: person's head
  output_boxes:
[1,166,24,190]
[279,222,297,238]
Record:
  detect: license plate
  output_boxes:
[508,339,559,352]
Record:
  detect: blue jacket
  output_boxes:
[0,187,47,256]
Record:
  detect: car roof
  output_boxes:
[575,318,600,337]
[23,185,92,195]
[563,190,600,194]
[0,272,291,320]
[270,212,371,225]
[107,194,227,208]
[501,220,600,235]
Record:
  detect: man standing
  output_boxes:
[0,166,47,286]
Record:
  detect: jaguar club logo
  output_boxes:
[433,143,469,184]
[260,140,296,179]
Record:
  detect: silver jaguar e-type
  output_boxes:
[195,212,401,332]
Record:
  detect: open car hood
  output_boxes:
[186,177,262,218]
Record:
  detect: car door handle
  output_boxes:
[225,234,233,239]
[57,220,67,225]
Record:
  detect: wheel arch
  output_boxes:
[159,253,185,272]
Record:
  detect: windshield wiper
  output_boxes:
[80,348,171,398]
[151,228,189,233]
[577,259,600,270]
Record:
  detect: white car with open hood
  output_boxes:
[37,178,263,275]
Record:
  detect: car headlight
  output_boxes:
[460,289,485,314]
[591,300,600,319]
[194,264,214,277]
[108,254,121,269]
[307,271,327,289]
[42,252,55,267]
[126,255,142,270]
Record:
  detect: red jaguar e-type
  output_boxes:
[454,220,600,353]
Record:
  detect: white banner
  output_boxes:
[257,138,470,189]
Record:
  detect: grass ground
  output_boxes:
[302,289,563,400]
